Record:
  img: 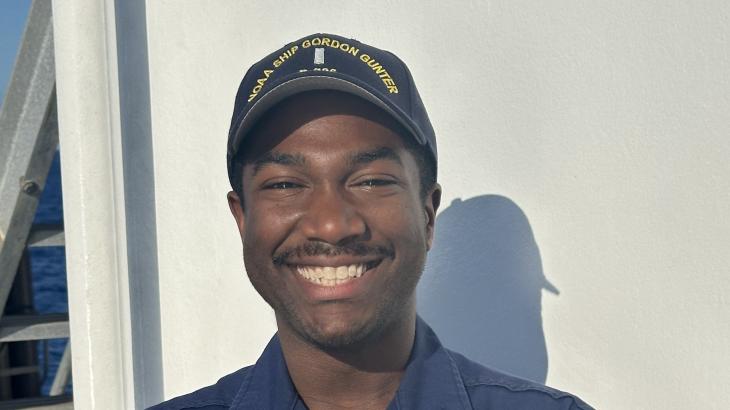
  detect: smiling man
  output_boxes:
[150,33,592,410]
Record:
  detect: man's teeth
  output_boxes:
[296,264,367,286]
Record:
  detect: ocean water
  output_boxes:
[27,151,70,395]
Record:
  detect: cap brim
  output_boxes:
[229,75,426,159]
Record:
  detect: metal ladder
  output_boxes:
[0,0,72,408]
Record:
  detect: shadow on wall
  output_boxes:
[417,195,559,384]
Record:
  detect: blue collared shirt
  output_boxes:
[150,318,593,409]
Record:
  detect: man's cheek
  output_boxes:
[388,207,426,237]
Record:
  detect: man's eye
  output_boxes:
[359,179,395,187]
[265,181,300,190]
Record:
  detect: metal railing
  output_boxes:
[0,1,72,407]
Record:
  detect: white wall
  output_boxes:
[56,0,730,409]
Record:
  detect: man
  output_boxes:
[151,33,593,409]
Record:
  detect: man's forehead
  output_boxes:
[248,146,407,177]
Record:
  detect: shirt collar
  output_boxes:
[390,316,472,409]
[230,317,472,410]
[229,334,300,409]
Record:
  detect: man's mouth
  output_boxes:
[294,261,380,287]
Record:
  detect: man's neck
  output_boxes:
[277,313,416,410]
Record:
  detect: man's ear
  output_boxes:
[227,191,246,237]
[424,183,442,250]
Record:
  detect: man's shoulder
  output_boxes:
[146,365,252,410]
[446,349,594,410]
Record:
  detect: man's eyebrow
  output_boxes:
[349,147,403,167]
[251,152,306,176]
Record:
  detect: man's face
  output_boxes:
[228,91,440,349]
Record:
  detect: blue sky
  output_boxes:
[0,0,32,102]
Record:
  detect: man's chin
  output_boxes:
[289,314,386,351]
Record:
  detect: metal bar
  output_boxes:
[0,0,57,314]
[0,95,58,314]
[0,394,72,410]
[0,314,68,342]
[27,224,64,247]
[48,341,70,396]
[0,365,39,377]
[0,0,55,233]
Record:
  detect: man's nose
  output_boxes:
[298,185,367,245]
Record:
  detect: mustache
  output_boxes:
[272,242,394,266]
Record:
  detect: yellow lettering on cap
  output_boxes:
[360,54,370,63]
[302,39,311,48]
[311,37,322,46]
[248,44,299,103]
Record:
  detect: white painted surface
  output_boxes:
[55,0,729,408]
[53,0,136,408]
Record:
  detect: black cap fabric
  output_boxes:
[226,33,437,188]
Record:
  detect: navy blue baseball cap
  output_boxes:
[226,33,437,188]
